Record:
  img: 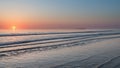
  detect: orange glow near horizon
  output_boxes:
[12,26,16,31]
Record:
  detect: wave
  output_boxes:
[0,30,114,37]
[0,30,120,58]
[0,31,120,47]
[0,35,120,57]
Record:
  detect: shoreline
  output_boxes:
[0,38,120,68]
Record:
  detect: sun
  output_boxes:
[12,26,16,31]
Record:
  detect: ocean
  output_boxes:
[0,29,120,68]
[0,29,120,57]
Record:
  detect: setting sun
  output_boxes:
[12,26,16,31]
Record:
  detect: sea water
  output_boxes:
[0,29,120,57]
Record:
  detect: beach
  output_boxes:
[0,30,120,68]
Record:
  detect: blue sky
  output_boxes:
[0,0,120,29]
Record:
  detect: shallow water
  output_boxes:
[0,29,120,56]
[0,29,120,68]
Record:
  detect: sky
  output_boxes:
[0,0,120,29]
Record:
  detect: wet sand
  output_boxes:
[0,38,120,68]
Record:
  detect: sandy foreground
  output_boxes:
[0,38,120,68]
